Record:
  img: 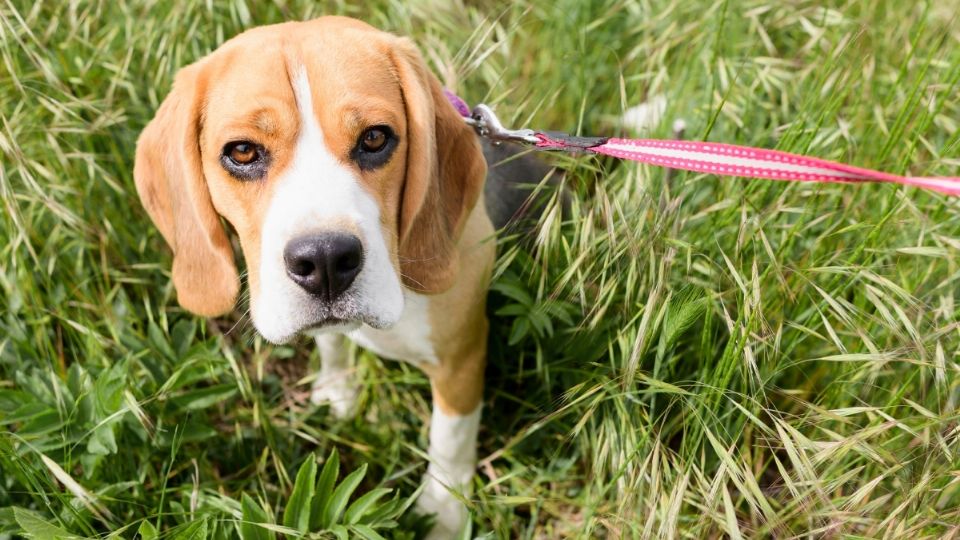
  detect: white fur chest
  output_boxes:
[348,291,438,366]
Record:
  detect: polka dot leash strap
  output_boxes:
[577,136,960,196]
[447,91,960,197]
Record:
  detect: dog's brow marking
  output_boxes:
[292,65,319,139]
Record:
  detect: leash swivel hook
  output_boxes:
[466,104,540,145]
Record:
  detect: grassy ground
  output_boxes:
[2,0,960,538]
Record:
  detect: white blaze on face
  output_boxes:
[252,66,404,343]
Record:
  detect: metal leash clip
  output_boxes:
[465,104,541,145]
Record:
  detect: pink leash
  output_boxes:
[445,90,960,197]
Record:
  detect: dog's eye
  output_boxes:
[228,142,259,164]
[352,126,397,171]
[360,128,388,152]
[221,141,269,180]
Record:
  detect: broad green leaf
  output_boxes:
[240,494,275,540]
[138,520,158,540]
[170,384,238,411]
[148,321,176,361]
[490,281,532,305]
[93,360,126,416]
[16,409,63,436]
[172,518,207,540]
[345,488,392,524]
[508,318,529,345]
[310,448,340,529]
[171,319,197,357]
[322,463,367,527]
[13,507,84,539]
[363,494,403,525]
[494,304,527,317]
[350,524,387,540]
[0,391,44,417]
[330,525,350,540]
[87,421,118,455]
[282,456,317,532]
[244,523,301,536]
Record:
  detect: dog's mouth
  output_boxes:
[307,316,348,328]
[301,317,361,336]
[255,292,401,344]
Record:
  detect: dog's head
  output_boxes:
[134,17,486,343]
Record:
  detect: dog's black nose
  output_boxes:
[283,233,363,300]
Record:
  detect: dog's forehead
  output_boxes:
[205,19,399,112]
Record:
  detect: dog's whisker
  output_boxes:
[225,308,253,337]
[397,272,428,290]
[397,254,442,263]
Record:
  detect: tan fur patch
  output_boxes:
[421,195,496,415]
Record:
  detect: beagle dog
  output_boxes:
[134,16,554,538]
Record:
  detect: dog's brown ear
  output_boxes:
[134,62,239,317]
[391,38,487,294]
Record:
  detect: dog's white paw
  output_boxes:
[416,476,468,540]
[309,370,359,419]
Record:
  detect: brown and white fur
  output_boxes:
[134,16,557,538]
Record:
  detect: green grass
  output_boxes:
[2,0,960,538]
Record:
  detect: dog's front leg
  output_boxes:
[310,333,359,419]
[417,332,487,539]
